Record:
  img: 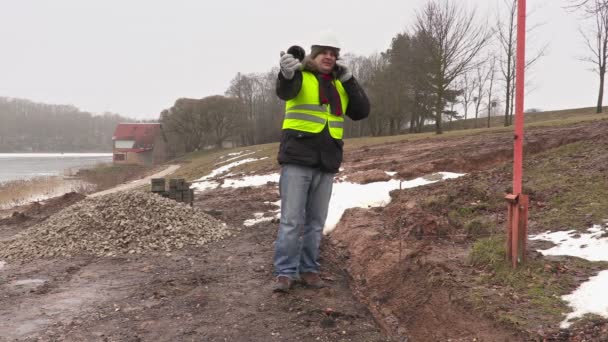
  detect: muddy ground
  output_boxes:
[2,118,608,341]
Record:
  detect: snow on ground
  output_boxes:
[222,174,279,188]
[216,151,256,165]
[0,260,5,270]
[192,157,269,191]
[324,172,463,233]
[530,224,608,328]
[243,201,281,227]
[244,213,274,227]
[530,226,608,261]
[194,159,464,232]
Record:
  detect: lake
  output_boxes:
[0,153,113,183]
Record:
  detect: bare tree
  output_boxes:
[457,72,476,121]
[497,0,548,125]
[340,53,374,138]
[365,52,392,136]
[161,98,210,153]
[471,58,493,128]
[226,73,255,145]
[567,0,608,12]
[486,55,497,128]
[202,96,245,148]
[573,0,608,113]
[414,0,491,134]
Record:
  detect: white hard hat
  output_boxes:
[311,29,341,51]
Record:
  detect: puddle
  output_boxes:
[13,318,52,337]
[0,262,137,340]
[5,278,48,293]
[10,278,47,286]
[421,172,449,181]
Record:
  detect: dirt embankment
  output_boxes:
[330,119,608,341]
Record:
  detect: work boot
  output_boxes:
[300,272,327,289]
[272,276,294,293]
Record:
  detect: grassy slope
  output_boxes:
[170,107,608,181]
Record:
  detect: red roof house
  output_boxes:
[112,123,168,166]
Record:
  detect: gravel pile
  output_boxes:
[0,191,229,260]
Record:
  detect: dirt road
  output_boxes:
[87,164,180,198]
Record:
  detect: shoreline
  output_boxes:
[0,163,180,217]
[0,176,94,217]
[0,153,113,185]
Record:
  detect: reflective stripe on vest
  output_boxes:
[283,71,349,140]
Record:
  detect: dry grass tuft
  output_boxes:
[0,176,93,210]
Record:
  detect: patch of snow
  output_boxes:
[244,216,274,227]
[323,172,464,233]
[385,171,397,176]
[195,157,266,182]
[216,151,256,165]
[11,278,47,286]
[192,180,219,192]
[0,260,6,270]
[222,174,279,188]
[221,151,247,158]
[243,201,281,227]
[192,157,268,191]
[530,224,608,327]
[560,270,608,328]
[530,226,608,262]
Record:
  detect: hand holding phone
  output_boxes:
[334,59,352,82]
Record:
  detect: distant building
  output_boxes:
[112,123,168,166]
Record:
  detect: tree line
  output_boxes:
[0,97,134,152]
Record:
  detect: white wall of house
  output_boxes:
[114,140,135,149]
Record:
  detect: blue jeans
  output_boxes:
[273,164,334,279]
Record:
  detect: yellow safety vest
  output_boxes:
[283,71,349,140]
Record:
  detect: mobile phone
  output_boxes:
[287,45,305,62]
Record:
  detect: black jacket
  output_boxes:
[276,70,370,173]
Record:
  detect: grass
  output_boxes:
[170,143,279,182]
[423,106,608,133]
[0,176,93,210]
[77,163,151,191]
[523,141,608,232]
[468,236,608,331]
[0,163,152,211]
[403,120,608,332]
[461,137,608,331]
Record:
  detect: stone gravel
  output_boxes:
[0,191,229,260]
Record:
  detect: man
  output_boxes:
[273,33,370,292]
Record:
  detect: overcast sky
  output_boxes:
[0,0,598,119]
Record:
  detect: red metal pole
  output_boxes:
[505,0,528,267]
[513,0,526,194]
